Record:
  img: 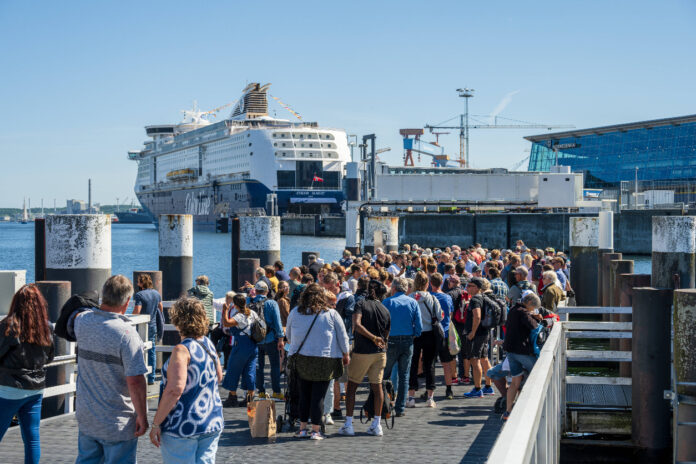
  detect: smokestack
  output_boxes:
[88,179,92,213]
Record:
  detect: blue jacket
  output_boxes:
[249,295,284,344]
[382,292,422,337]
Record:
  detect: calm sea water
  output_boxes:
[0,222,345,297]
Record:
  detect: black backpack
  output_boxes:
[360,380,396,429]
[481,293,506,329]
[247,299,268,343]
[55,292,100,342]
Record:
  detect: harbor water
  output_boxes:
[0,222,345,297]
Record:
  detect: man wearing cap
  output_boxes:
[463,277,492,398]
[307,254,322,281]
[249,281,285,400]
[507,266,536,306]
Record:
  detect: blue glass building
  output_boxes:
[526,115,696,191]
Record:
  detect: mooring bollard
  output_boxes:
[363,216,399,254]
[609,259,633,350]
[617,273,650,377]
[673,289,696,463]
[36,280,71,417]
[0,270,26,316]
[45,215,112,295]
[632,287,672,454]
[236,258,260,291]
[651,216,696,289]
[600,252,621,319]
[569,217,599,306]
[239,216,280,267]
[302,252,320,266]
[159,214,193,301]
[34,218,46,281]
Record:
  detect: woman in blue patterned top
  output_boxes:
[149,297,224,464]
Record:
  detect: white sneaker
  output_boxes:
[338,422,355,436]
[367,422,384,436]
[324,414,334,425]
[405,398,416,408]
[426,398,437,408]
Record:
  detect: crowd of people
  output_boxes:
[0,241,570,462]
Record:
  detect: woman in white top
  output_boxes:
[286,284,350,440]
[221,294,260,408]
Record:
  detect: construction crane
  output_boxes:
[425,89,574,167]
[400,128,450,167]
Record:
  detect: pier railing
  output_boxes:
[488,322,565,464]
[39,314,152,414]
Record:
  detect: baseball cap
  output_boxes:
[255,281,268,292]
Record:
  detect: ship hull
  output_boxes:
[136,179,344,231]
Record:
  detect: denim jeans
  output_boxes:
[383,335,414,413]
[506,352,537,377]
[0,393,42,464]
[256,341,281,394]
[222,335,258,392]
[147,325,157,383]
[76,432,137,464]
[160,430,221,464]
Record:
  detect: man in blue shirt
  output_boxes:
[381,276,422,416]
[249,281,284,400]
[430,272,456,400]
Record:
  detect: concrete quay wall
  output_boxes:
[399,209,690,254]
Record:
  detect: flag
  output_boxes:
[313,175,324,182]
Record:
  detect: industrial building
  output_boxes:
[525,115,696,205]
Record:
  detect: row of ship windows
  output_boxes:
[272,133,334,140]
[276,151,338,158]
[274,142,335,148]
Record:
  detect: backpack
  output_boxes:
[55,292,100,342]
[530,318,554,357]
[480,294,506,329]
[360,380,395,428]
[247,299,268,343]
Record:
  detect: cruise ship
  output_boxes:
[128,83,351,229]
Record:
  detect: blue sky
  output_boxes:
[1,0,695,208]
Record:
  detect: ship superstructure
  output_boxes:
[128,83,351,228]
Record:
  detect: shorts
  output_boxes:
[486,359,510,380]
[464,334,489,360]
[506,352,537,377]
[438,332,455,363]
[348,352,387,384]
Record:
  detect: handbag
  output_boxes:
[423,298,447,355]
[289,312,344,382]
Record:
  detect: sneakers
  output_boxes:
[426,398,437,408]
[367,422,384,436]
[295,429,309,438]
[502,411,511,421]
[464,387,484,398]
[310,430,324,440]
[258,392,269,399]
[451,378,460,385]
[324,414,334,425]
[223,395,238,408]
[445,387,454,400]
[330,409,343,420]
[482,385,495,396]
[461,377,472,385]
[271,392,285,401]
[405,398,416,408]
[338,422,355,436]
[419,391,428,400]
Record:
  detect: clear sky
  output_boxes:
[1,0,695,208]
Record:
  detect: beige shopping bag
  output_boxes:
[247,399,277,438]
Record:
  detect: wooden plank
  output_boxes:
[557,306,632,315]
[566,331,632,339]
[566,350,631,362]
[564,321,632,331]
[566,376,632,386]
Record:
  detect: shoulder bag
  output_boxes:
[291,312,344,382]
[423,297,447,355]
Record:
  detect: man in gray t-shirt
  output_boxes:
[72,275,148,463]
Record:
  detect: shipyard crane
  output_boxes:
[424,88,574,167]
